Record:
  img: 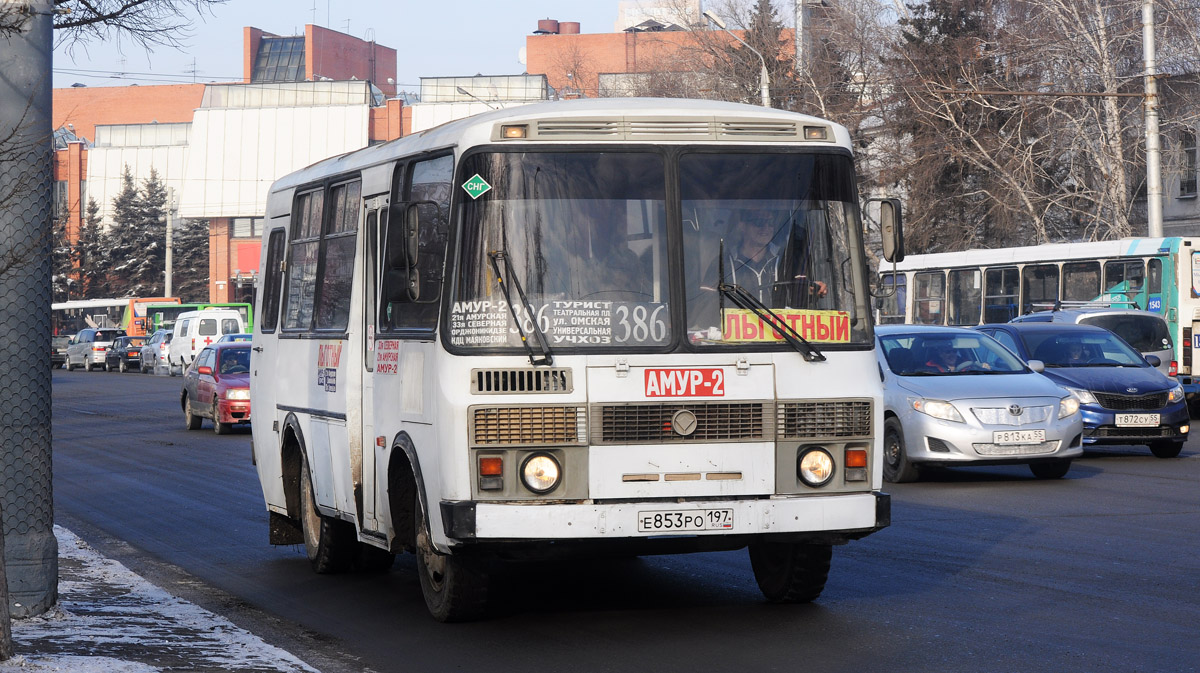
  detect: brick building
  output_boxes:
[52,25,407,303]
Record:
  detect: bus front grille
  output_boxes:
[471,405,587,446]
[471,368,573,394]
[591,402,772,444]
[777,400,873,439]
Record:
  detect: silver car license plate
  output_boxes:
[992,429,1046,445]
[1115,413,1159,427]
[637,509,733,533]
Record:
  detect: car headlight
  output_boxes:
[520,453,561,494]
[1058,396,1080,419]
[1168,384,1185,404]
[1065,387,1098,405]
[797,448,834,487]
[912,399,965,423]
[225,388,250,400]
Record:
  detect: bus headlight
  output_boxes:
[797,448,834,487]
[520,453,561,494]
[1058,396,1080,419]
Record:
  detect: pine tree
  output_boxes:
[50,214,73,303]
[171,217,209,301]
[105,166,167,297]
[78,198,108,297]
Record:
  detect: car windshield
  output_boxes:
[880,333,1028,376]
[218,348,251,374]
[1078,315,1170,352]
[1022,331,1147,367]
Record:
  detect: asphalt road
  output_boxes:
[52,367,1200,673]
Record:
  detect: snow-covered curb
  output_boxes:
[1,526,319,673]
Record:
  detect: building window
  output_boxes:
[52,180,68,220]
[1181,128,1197,197]
[251,37,306,83]
[232,217,263,238]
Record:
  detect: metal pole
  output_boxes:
[759,64,771,108]
[165,188,174,297]
[1144,0,1163,237]
[0,0,59,618]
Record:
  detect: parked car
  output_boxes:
[876,325,1083,482]
[140,329,173,375]
[65,327,126,371]
[216,333,252,343]
[168,309,246,375]
[977,322,1189,458]
[51,335,71,369]
[1011,308,1174,378]
[180,343,252,434]
[103,336,146,373]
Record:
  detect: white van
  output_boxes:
[168,308,245,375]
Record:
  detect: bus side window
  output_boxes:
[381,155,451,333]
[258,229,286,333]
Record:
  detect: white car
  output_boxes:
[877,325,1084,482]
[167,309,246,375]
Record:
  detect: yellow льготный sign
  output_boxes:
[722,309,852,343]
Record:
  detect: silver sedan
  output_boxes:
[877,325,1084,482]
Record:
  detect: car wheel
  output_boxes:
[415,495,489,622]
[184,395,203,430]
[1149,441,1184,458]
[119,360,127,373]
[300,452,355,574]
[883,418,920,483]
[748,540,832,603]
[213,402,230,435]
[169,360,178,377]
[1029,459,1071,479]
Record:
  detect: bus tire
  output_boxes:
[415,503,488,622]
[883,418,920,483]
[1149,441,1184,458]
[300,452,354,574]
[748,540,832,604]
[183,395,202,430]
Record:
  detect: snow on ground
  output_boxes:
[0,526,319,673]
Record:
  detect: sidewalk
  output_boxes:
[1,526,318,673]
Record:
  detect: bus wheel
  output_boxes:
[883,418,920,483]
[183,395,202,430]
[748,541,832,603]
[299,453,354,573]
[415,504,488,622]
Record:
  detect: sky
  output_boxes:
[52,0,622,93]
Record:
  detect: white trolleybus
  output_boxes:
[251,98,897,621]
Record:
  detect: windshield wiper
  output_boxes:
[716,282,826,362]
[488,250,553,367]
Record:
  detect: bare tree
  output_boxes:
[0,0,226,49]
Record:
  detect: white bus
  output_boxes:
[251,98,894,621]
[876,237,1200,402]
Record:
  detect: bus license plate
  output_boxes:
[1116,413,1159,427]
[993,429,1045,445]
[638,509,733,533]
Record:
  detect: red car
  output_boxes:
[181,342,251,434]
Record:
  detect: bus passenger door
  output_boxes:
[357,195,388,533]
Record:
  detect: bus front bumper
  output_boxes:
[440,492,889,546]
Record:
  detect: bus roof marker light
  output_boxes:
[501,124,527,139]
[804,126,828,140]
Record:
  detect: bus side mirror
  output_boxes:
[878,198,904,263]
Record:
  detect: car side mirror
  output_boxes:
[1027,359,1045,373]
[1145,354,1161,367]
[198,365,212,375]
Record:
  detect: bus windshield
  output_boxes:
[450,150,866,351]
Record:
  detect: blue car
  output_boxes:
[976,323,1189,458]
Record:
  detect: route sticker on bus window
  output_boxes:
[722,309,851,343]
[447,300,669,347]
[644,368,725,397]
[461,174,492,200]
[376,339,400,374]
